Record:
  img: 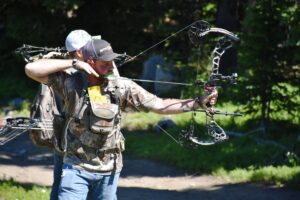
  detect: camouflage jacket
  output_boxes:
[48,70,158,174]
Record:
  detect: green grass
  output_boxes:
[214,166,300,187]
[0,179,51,200]
[0,100,30,118]
[124,130,300,188]
[122,111,300,188]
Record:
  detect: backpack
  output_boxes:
[29,84,66,151]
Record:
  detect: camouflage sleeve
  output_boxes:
[125,80,159,111]
[47,72,66,99]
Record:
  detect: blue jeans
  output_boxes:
[50,152,64,200]
[58,164,120,200]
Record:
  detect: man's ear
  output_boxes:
[75,50,83,59]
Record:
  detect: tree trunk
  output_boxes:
[216,0,238,75]
[260,94,267,133]
[260,88,271,133]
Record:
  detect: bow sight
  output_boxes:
[194,73,238,87]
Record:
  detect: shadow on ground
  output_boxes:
[117,184,299,200]
[0,133,53,167]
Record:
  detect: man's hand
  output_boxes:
[197,89,218,109]
[0,118,6,128]
[75,60,99,78]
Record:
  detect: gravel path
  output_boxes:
[0,134,299,200]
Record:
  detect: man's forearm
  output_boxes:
[25,59,73,77]
[25,59,73,83]
[151,98,199,114]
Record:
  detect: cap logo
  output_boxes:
[99,46,112,53]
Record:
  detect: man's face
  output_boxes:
[92,60,114,76]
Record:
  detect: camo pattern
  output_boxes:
[48,71,158,174]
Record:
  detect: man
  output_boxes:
[25,38,217,200]
[66,29,119,76]
[50,29,93,200]
[51,30,121,200]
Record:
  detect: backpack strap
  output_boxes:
[70,72,89,122]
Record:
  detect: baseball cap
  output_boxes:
[81,39,121,61]
[65,30,92,52]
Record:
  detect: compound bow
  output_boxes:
[180,21,242,146]
[114,20,242,147]
[0,45,67,145]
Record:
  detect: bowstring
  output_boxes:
[128,21,198,62]
[187,33,203,143]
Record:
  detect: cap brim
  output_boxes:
[99,52,121,61]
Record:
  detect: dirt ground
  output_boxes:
[0,133,299,200]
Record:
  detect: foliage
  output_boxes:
[0,179,50,200]
[0,0,70,99]
[239,1,300,129]
[0,0,220,99]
